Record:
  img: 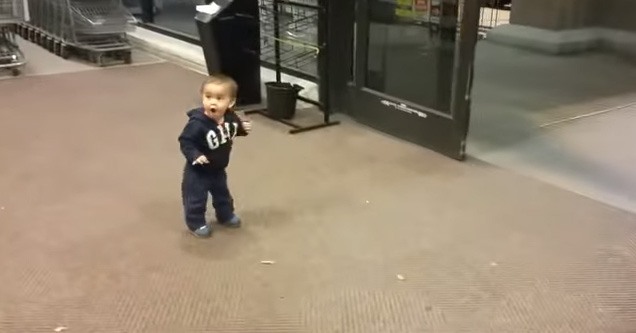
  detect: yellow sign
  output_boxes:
[395,0,429,20]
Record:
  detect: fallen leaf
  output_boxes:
[260,260,276,265]
[396,274,406,281]
[54,327,68,332]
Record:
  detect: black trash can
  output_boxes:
[195,0,262,106]
[265,82,303,120]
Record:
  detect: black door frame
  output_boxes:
[327,0,480,160]
[326,0,356,115]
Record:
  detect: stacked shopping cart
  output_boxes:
[0,0,27,76]
[18,0,136,66]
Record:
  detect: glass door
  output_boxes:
[349,0,479,160]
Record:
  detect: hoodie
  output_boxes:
[178,107,248,170]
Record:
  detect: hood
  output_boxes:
[186,108,214,124]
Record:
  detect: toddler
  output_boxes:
[178,74,251,238]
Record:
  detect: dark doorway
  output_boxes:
[328,0,480,160]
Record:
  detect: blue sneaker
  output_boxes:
[219,215,241,228]
[190,225,213,238]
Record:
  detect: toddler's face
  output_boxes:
[201,83,236,122]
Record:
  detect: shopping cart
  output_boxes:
[18,0,135,66]
[0,0,27,76]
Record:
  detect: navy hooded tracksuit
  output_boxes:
[178,108,248,231]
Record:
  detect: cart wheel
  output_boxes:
[91,53,104,66]
[124,52,132,64]
[11,68,20,76]
[53,41,61,56]
[97,54,105,67]
[60,45,70,59]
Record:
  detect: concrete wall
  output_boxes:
[599,0,636,32]
[510,0,636,32]
[510,0,596,30]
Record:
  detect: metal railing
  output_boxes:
[259,0,320,81]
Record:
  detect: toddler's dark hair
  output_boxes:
[200,74,238,98]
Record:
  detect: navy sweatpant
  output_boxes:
[181,166,234,231]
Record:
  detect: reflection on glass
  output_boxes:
[154,0,204,37]
[366,0,459,113]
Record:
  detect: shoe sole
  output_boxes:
[190,228,213,238]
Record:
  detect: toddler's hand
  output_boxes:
[192,155,209,165]
[242,120,252,133]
